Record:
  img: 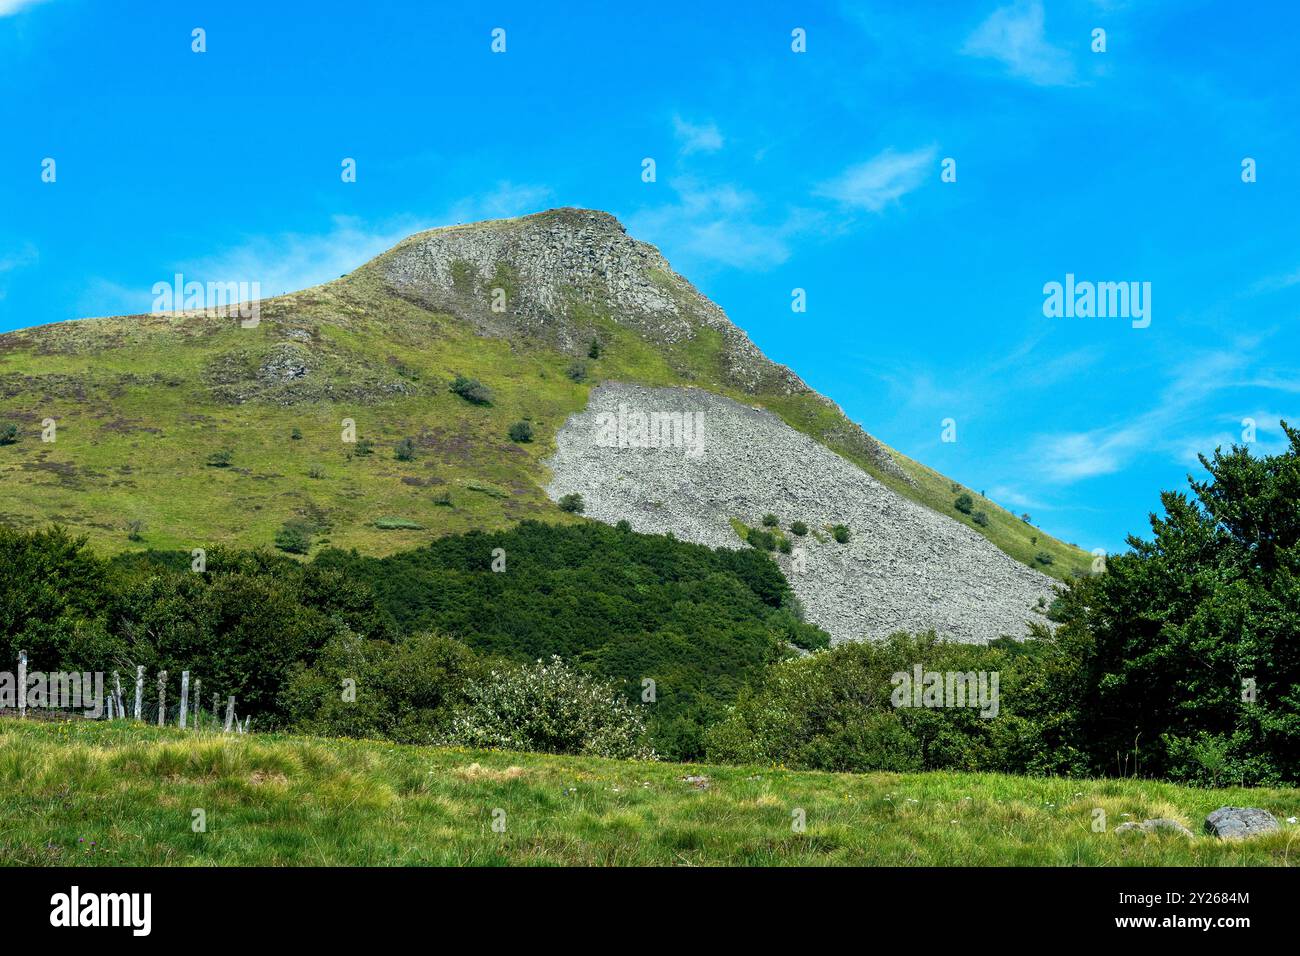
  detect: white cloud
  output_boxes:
[815,146,936,212]
[961,0,1075,86]
[0,0,49,15]
[672,116,724,155]
[443,181,553,224]
[0,242,38,303]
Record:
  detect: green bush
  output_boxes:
[746,527,777,551]
[394,437,417,461]
[972,510,989,527]
[353,439,374,457]
[275,520,314,554]
[508,421,534,443]
[790,521,808,537]
[954,493,974,515]
[558,493,584,514]
[290,428,303,441]
[206,449,233,468]
[761,513,779,528]
[1034,551,1054,566]
[778,537,793,555]
[565,360,588,383]
[0,422,17,445]
[588,339,602,359]
[831,524,851,544]
[449,656,653,759]
[449,375,493,405]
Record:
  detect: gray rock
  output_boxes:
[546,382,1058,645]
[682,775,711,790]
[1204,807,1280,839]
[1115,818,1193,837]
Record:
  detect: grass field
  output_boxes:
[1,720,1295,866]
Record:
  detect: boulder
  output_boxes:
[1204,807,1279,839]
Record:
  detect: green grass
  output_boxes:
[2,720,1296,866]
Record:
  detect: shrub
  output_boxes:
[972,510,989,527]
[790,521,808,537]
[126,520,145,542]
[1034,551,1054,566]
[449,375,493,405]
[508,421,534,443]
[746,527,777,551]
[206,449,233,468]
[615,519,632,532]
[307,466,325,479]
[394,437,417,461]
[275,520,314,554]
[778,537,793,555]
[761,513,779,528]
[558,493,584,514]
[954,493,974,515]
[588,339,602,359]
[831,524,851,544]
[0,422,17,445]
[449,656,653,759]
[565,360,588,383]
[353,439,374,457]
[431,490,453,507]
[290,428,303,441]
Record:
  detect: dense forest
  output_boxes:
[1,424,1296,781]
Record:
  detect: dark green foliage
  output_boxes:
[565,360,588,383]
[790,521,808,537]
[275,520,314,554]
[972,510,989,527]
[761,513,779,528]
[290,428,303,441]
[449,375,493,405]
[746,527,776,551]
[778,537,793,555]
[353,439,374,457]
[558,492,584,513]
[831,524,851,544]
[615,519,632,532]
[0,422,19,445]
[954,493,974,515]
[1034,551,1054,566]
[706,630,1090,776]
[394,437,417,461]
[314,521,810,759]
[587,339,602,359]
[508,421,534,443]
[1056,423,1300,785]
[206,449,233,468]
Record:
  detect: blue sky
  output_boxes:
[1,0,1296,553]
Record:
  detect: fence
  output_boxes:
[11,651,251,733]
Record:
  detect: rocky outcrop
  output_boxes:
[381,208,906,481]
[545,382,1058,645]
[1204,807,1280,839]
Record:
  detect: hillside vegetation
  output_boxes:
[0,209,1089,578]
[1,720,1295,867]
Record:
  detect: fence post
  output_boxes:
[157,671,167,728]
[17,651,26,719]
[134,666,144,721]
[193,678,201,731]
[223,696,235,734]
[113,671,124,718]
[179,671,190,729]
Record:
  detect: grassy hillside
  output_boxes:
[0,210,1089,578]
[1,720,1295,866]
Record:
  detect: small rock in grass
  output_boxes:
[1204,807,1279,840]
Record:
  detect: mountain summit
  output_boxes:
[0,207,1085,642]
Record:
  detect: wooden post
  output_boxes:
[179,671,190,729]
[113,671,124,718]
[134,666,144,721]
[157,671,167,728]
[193,678,201,731]
[17,651,26,719]
[223,696,235,733]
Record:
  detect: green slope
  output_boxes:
[1,720,1294,866]
[0,209,1089,577]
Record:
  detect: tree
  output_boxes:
[1059,422,1300,784]
[508,421,534,443]
[558,493,584,514]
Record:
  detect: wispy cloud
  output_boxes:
[961,0,1075,86]
[0,242,38,302]
[444,181,553,223]
[672,116,724,155]
[0,0,50,16]
[815,146,936,212]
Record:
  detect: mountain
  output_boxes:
[0,207,1087,642]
